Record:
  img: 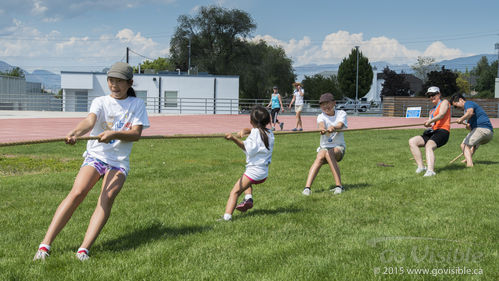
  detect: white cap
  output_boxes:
[426,86,440,94]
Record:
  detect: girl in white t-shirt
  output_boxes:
[302,93,347,196]
[222,105,274,221]
[34,62,150,261]
[288,82,305,131]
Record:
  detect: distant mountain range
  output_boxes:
[294,54,498,81]
[0,61,61,91]
[1,54,497,90]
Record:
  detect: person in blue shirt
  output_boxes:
[266,86,285,131]
[450,94,494,167]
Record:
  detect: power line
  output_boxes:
[127,48,155,61]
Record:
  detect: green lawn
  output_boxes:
[0,129,497,280]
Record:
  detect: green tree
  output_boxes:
[456,71,471,95]
[471,56,498,98]
[170,6,255,74]
[135,57,173,73]
[236,40,295,99]
[302,74,341,102]
[0,67,25,78]
[422,66,458,97]
[411,56,439,83]
[380,66,411,96]
[337,48,373,99]
[170,6,294,99]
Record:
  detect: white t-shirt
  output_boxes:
[243,128,274,180]
[84,95,150,171]
[293,88,304,106]
[317,110,347,149]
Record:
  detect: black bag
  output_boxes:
[423,129,434,137]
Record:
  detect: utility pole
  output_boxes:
[126,47,129,64]
[355,46,359,115]
[495,43,499,78]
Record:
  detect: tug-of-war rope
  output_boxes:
[0,122,462,164]
[0,122,430,147]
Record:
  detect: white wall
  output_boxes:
[61,73,93,89]
[61,72,239,114]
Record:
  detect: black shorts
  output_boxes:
[270,108,280,123]
[421,129,450,148]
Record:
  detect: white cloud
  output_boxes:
[31,0,48,15]
[190,5,202,14]
[0,21,169,72]
[253,31,468,66]
[423,41,465,61]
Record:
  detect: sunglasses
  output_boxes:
[427,93,437,98]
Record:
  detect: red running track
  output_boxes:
[0,114,498,144]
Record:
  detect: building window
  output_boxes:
[75,91,88,112]
[164,91,178,107]
[136,91,147,105]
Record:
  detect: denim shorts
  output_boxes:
[81,157,128,177]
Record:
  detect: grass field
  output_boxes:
[0,128,498,281]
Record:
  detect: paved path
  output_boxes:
[0,111,498,144]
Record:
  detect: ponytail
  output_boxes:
[258,127,270,150]
[250,105,271,150]
[127,87,136,97]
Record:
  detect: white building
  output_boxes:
[61,71,239,114]
[362,67,381,104]
[1,75,61,111]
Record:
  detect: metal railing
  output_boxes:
[0,92,383,115]
[0,93,63,111]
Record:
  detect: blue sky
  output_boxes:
[0,0,498,73]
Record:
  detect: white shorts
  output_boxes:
[317,145,346,162]
[244,165,268,182]
[295,105,303,112]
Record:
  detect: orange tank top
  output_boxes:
[430,100,451,131]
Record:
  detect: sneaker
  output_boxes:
[279,122,284,130]
[76,248,89,261]
[415,166,426,174]
[423,170,436,177]
[217,215,232,222]
[33,250,49,261]
[271,127,275,131]
[292,128,298,131]
[235,198,253,212]
[299,128,303,131]
[331,186,344,195]
[302,187,311,196]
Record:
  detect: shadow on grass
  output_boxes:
[437,164,467,172]
[439,161,498,173]
[97,223,211,252]
[312,183,371,193]
[241,207,302,218]
[474,160,499,165]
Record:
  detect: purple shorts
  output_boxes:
[82,157,128,177]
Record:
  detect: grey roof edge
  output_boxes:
[60,71,239,78]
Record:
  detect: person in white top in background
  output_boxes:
[288,82,305,131]
[33,62,149,261]
[222,105,274,221]
[302,93,347,196]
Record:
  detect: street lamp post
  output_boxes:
[355,46,359,115]
[495,43,499,98]
[188,36,191,74]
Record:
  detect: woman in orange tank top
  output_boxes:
[409,86,450,177]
